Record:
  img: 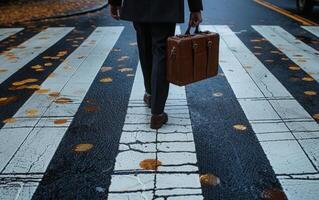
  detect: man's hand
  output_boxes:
[189,12,202,27]
[110,5,121,20]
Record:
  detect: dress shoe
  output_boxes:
[150,112,168,129]
[143,94,151,108]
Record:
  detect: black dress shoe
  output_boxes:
[143,94,151,108]
[150,112,168,129]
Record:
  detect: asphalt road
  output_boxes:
[0,0,318,200]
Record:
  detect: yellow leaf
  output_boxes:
[12,78,38,86]
[26,108,38,117]
[302,77,315,82]
[44,63,53,67]
[100,77,113,83]
[35,89,50,94]
[73,144,94,152]
[31,65,42,69]
[233,124,247,131]
[304,91,317,96]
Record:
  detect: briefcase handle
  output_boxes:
[185,24,200,35]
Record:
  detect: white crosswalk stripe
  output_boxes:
[0,27,123,199]
[302,26,319,37]
[0,24,319,199]
[108,26,203,200]
[253,25,319,82]
[0,27,73,84]
[0,28,23,42]
[203,25,319,200]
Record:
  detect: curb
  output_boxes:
[7,2,109,24]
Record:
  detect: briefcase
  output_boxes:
[166,25,220,86]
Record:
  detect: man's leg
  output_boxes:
[133,22,153,95]
[150,23,176,115]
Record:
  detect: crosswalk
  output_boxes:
[0,25,318,200]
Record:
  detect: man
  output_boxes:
[109,0,203,129]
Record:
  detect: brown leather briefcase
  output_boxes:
[166,26,220,86]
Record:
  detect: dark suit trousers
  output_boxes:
[133,22,176,115]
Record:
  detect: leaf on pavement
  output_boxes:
[26,108,38,117]
[304,91,317,96]
[100,66,112,72]
[73,143,94,152]
[139,159,162,170]
[100,77,113,83]
[12,78,38,86]
[117,56,129,62]
[200,174,220,186]
[3,118,16,123]
[233,124,247,131]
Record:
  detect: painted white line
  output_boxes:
[252,25,319,82]
[108,26,203,200]
[202,25,319,199]
[0,28,23,42]
[302,26,319,37]
[0,27,123,199]
[0,27,73,84]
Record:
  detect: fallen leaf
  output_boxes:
[233,124,247,131]
[117,56,129,62]
[253,46,262,49]
[73,143,94,152]
[3,118,16,123]
[26,108,38,117]
[101,66,112,72]
[281,57,289,61]
[12,78,38,86]
[261,188,286,200]
[288,64,300,71]
[54,119,68,124]
[31,65,42,69]
[100,77,113,83]
[253,52,262,56]
[313,114,319,120]
[302,77,315,82]
[35,69,45,72]
[35,89,50,94]
[112,48,121,52]
[139,159,162,170]
[271,51,280,54]
[304,91,317,96]
[55,97,73,104]
[44,63,53,67]
[265,60,274,63]
[0,96,18,106]
[49,92,60,97]
[118,68,133,73]
[200,174,220,186]
[83,105,99,112]
[0,68,8,73]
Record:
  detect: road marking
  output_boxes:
[302,26,319,37]
[0,28,23,42]
[253,25,319,83]
[253,0,318,26]
[0,27,123,199]
[0,27,73,84]
[108,26,203,200]
[202,25,319,199]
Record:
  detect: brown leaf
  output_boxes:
[261,188,286,200]
[3,118,16,123]
[313,114,319,120]
[0,96,18,106]
[200,174,220,186]
[0,68,8,73]
[35,89,50,94]
[139,159,162,170]
[288,64,300,71]
[49,92,60,97]
[55,97,73,104]
[54,119,68,124]
[73,143,94,152]
[83,105,99,112]
[31,65,42,69]
[44,63,53,67]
